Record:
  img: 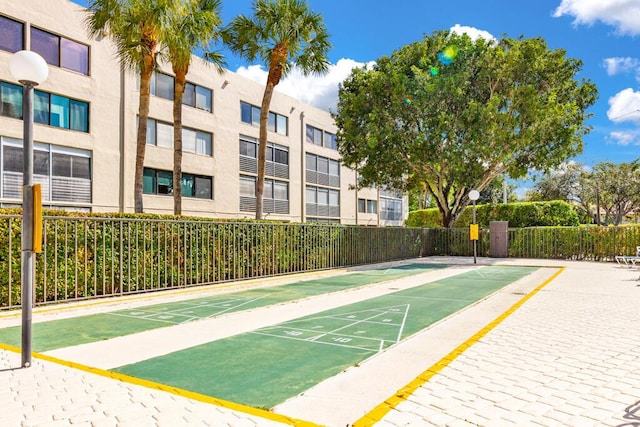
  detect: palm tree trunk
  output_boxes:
[173,69,187,216]
[256,83,275,219]
[256,43,287,220]
[134,61,154,213]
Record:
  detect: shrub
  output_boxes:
[407,200,580,228]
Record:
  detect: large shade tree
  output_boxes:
[165,0,224,215]
[222,0,331,219]
[591,161,640,225]
[335,30,598,227]
[85,0,174,213]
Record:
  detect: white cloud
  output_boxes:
[234,64,267,83]
[449,24,496,42]
[603,57,640,76]
[235,58,374,112]
[607,88,640,122]
[607,130,640,146]
[554,0,640,35]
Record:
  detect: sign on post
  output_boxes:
[470,224,479,241]
[33,184,42,253]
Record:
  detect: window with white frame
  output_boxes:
[1,138,92,204]
[306,124,337,150]
[149,71,213,112]
[305,152,340,187]
[239,174,289,214]
[306,185,340,219]
[239,135,288,179]
[358,198,377,214]
[240,101,288,135]
[146,118,212,156]
[380,197,403,221]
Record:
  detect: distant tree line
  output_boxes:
[526,161,640,225]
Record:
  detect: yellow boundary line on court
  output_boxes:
[0,342,321,427]
[352,265,566,426]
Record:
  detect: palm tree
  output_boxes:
[85,0,173,213]
[222,0,331,219]
[165,0,224,215]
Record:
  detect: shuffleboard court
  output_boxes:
[0,263,445,352]
[113,265,537,409]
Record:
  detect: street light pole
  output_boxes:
[469,189,480,265]
[10,50,48,368]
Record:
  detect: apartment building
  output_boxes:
[0,0,407,225]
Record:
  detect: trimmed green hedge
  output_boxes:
[0,210,427,309]
[406,201,580,228]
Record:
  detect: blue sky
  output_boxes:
[216,0,640,172]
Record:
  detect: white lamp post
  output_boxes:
[468,189,480,265]
[10,50,48,368]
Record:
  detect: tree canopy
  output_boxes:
[590,161,640,225]
[335,30,598,227]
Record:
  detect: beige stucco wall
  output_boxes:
[1,0,122,211]
[0,0,407,225]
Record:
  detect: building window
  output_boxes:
[143,167,212,199]
[239,136,288,179]
[239,175,255,198]
[267,144,289,165]
[0,81,22,119]
[1,140,92,204]
[183,173,213,199]
[358,198,378,214]
[239,174,289,214]
[268,111,288,135]
[240,101,260,126]
[52,152,91,179]
[240,101,288,135]
[183,128,213,156]
[34,91,89,132]
[30,27,89,75]
[306,185,340,218]
[1,82,89,132]
[0,15,23,53]
[149,72,213,112]
[151,71,174,100]
[146,118,212,156]
[306,125,337,150]
[182,82,213,112]
[239,137,257,158]
[305,153,340,187]
[380,197,403,221]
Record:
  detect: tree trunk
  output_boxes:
[134,55,155,213]
[173,69,187,216]
[256,84,274,220]
[256,43,287,219]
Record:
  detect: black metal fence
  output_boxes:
[0,216,427,309]
[2,215,638,310]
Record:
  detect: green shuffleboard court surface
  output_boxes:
[114,265,537,409]
[0,263,445,351]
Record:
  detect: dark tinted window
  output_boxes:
[31,27,59,66]
[61,38,89,75]
[0,15,23,53]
